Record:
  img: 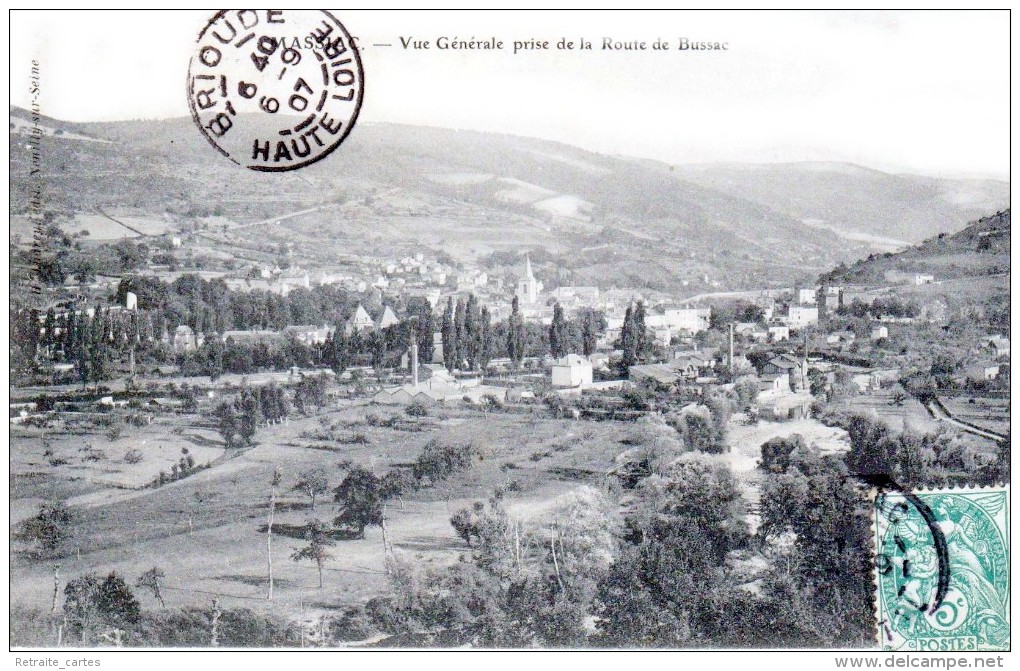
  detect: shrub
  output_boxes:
[105,423,124,441]
[411,440,476,484]
[123,449,144,465]
[15,502,73,555]
[405,400,429,417]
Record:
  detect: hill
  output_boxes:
[673,162,1009,246]
[8,107,1009,296]
[819,209,1010,287]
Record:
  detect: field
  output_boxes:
[840,386,941,434]
[66,214,140,240]
[10,390,864,634]
[9,402,636,621]
[940,395,1010,436]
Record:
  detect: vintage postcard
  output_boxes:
[7,8,1011,664]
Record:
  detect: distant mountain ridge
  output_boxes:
[8,106,1010,295]
[673,162,1008,244]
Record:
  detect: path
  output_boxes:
[926,397,1007,442]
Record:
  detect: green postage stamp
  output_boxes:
[874,486,1010,652]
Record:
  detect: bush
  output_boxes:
[328,606,375,643]
[338,432,370,445]
[759,435,806,474]
[123,449,144,465]
[411,440,476,484]
[15,502,73,555]
[63,572,141,644]
[106,422,124,441]
[405,400,429,417]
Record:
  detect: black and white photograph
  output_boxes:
[7,9,1012,662]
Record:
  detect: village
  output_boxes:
[13,241,1009,435]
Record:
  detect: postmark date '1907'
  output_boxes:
[187,9,364,172]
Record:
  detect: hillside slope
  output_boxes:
[9,107,1009,295]
[674,162,1009,245]
[820,209,1010,286]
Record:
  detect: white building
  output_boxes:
[787,305,819,329]
[797,288,817,305]
[375,305,400,330]
[516,256,543,305]
[551,354,594,388]
[346,304,375,333]
[768,325,790,342]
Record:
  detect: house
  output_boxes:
[797,288,817,305]
[983,335,1010,359]
[914,274,935,286]
[346,304,375,333]
[763,354,808,391]
[551,354,594,388]
[283,325,332,346]
[588,352,611,371]
[966,363,1000,382]
[222,330,281,345]
[375,305,400,330]
[786,306,819,329]
[669,350,716,379]
[871,326,889,341]
[758,373,790,393]
[173,325,199,352]
[768,325,790,342]
[629,363,682,387]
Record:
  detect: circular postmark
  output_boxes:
[187,10,364,171]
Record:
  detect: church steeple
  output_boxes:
[516,255,540,305]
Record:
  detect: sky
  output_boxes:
[8,9,1011,180]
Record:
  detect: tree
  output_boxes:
[16,502,73,556]
[371,330,388,374]
[136,566,166,608]
[633,300,648,360]
[441,297,457,373]
[213,401,239,448]
[334,466,384,538]
[63,572,141,644]
[329,326,350,375]
[595,454,748,645]
[618,304,636,371]
[479,306,493,370]
[294,373,329,415]
[843,413,898,479]
[236,387,263,445]
[578,308,604,357]
[454,297,467,369]
[507,296,525,370]
[549,302,569,359]
[759,434,806,474]
[292,469,330,511]
[733,377,760,411]
[407,297,435,363]
[267,467,282,600]
[830,368,859,406]
[464,294,481,370]
[291,519,336,588]
[757,449,873,644]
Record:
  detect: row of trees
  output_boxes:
[441,294,496,373]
